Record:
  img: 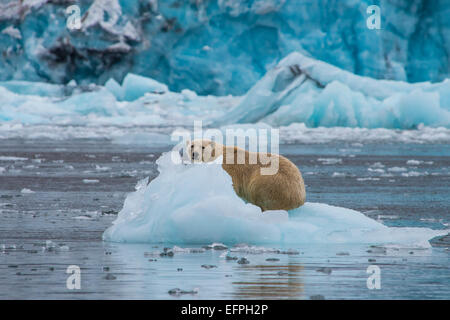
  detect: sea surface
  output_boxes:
[0,132,449,299]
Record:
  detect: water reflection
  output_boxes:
[231,263,304,299]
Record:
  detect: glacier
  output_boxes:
[0,0,449,96]
[102,150,448,246]
[0,51,449,138]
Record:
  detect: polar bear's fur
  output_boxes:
[187,140,306,212]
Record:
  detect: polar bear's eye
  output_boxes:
[202,146,205,150]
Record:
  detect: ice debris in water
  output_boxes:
[103,152,448,247]
[20,188,35,194]
[168,288,199,296]
[203,243,228,250]
[43,240,69,252]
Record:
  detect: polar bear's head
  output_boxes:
[186,139,223,162]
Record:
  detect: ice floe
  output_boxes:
[103,151,448,247]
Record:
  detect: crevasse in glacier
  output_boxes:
[0,0,449,95]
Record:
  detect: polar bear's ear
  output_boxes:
[185,140,191,146]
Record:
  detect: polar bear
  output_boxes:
[186,139,306,212]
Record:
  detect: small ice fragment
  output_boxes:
[168,288,198,296]
[402,171,425,177]
[95,165,111,171]
[83,179,99,184]
[0,156,28,161]
[317,158,342,165]
[203,242,228,250]
[406,160,422,165]
[21,188,35,194]
[388,167,407,172]
[332,172,346,177]
[370,162,385,168]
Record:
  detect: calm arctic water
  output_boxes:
[0,135,448,299]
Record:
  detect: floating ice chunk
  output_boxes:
[357,177,380,181]
[388,167,407,172]
[103,152,448,247]
[108,74,169,101]
[203,243,228,250]
[20,188,35,194]
[73,216,93,220]
[406,160,434,165]
[83,179,99,184]
[370,162,385,168]
[406,160,422,165]
[0,156,28,161]
[332,172,346,177]
[43,240,69,252]
[401,171,428,177]
[318,158,342,165]
[95,165,111,172]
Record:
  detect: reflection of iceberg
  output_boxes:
[217,52,450,128]
[103,152,447,247]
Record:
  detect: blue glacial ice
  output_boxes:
[218,52,450,129]
[0,0,449,95]
[1,51,450,134]
[102,151,448,247]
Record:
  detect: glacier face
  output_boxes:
[0,0,449,95]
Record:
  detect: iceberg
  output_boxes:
[217,52,450,128]
[103,151,447,246]
[106,74,169,101]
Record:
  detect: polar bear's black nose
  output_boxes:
[192,152,199,160]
